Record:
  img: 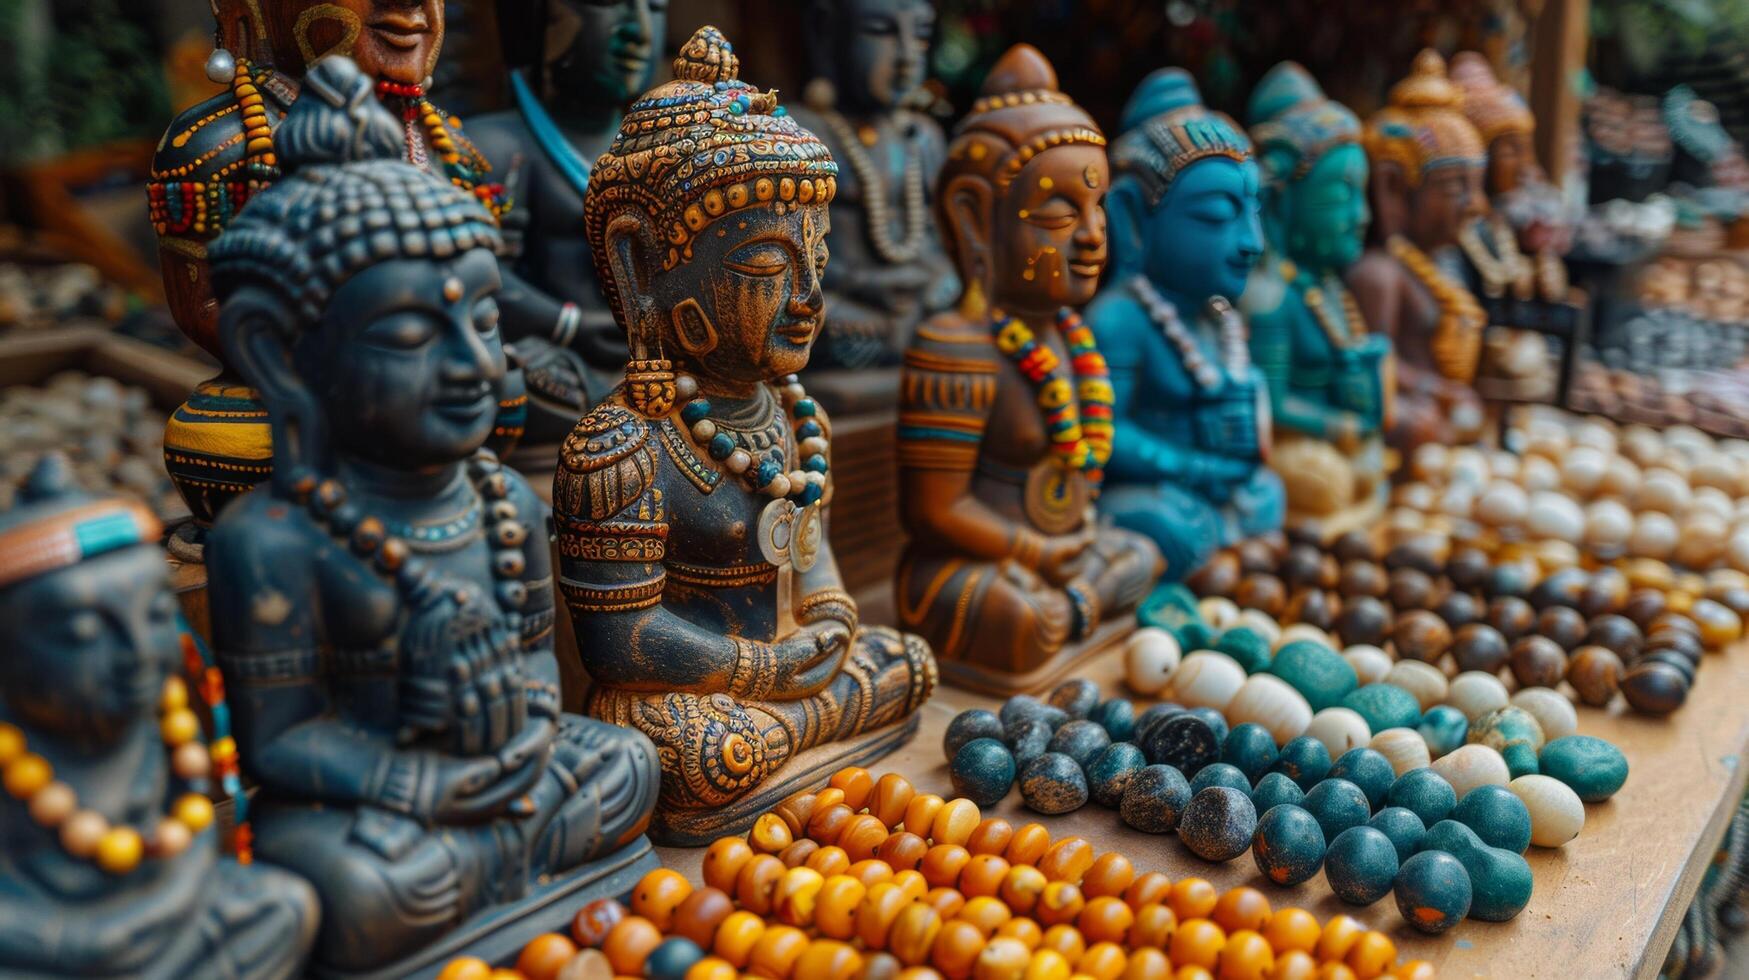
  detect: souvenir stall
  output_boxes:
[6,2,1749,979]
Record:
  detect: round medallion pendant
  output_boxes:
[757,498,799,567]
[1024,462,1088,535]
[790,503,822,573]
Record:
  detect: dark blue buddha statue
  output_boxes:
[1086,68,1284,579]
[202,57,659,974]
[0,454,318,978]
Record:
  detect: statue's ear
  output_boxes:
[602,214,657,355]
[942,173,994,308]
[1103,180,1148,280]
[1367,159,1408,244]
[218,284,327,494]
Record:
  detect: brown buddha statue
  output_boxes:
[894,44,1162,695]
[149,1,516,539]
[557,26,936,844]
[1349,50,1487,449]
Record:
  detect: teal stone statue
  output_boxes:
[1085,68,1283,579]
[1242,63,1392,536]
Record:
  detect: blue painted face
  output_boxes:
[1139,155,1265,305]
[1276,143,1369,272]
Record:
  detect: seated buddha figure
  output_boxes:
[204,58,659,973]
[1086,68,1283,578]
[1350,50,1487,450]
[149,0,517,536]
[469,0,669,443]
[0,455,317,978]
[1242,62,1393,532]
[895,44,1162,694]
[557,27,936,844]
[788,0,960,401]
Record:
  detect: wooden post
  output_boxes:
[1530,0,1590,184]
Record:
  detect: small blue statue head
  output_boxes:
[1248,61,1370,272]
[1106,67,1262,306]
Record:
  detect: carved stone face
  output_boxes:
[1485,130,1544,197]
[310,248,506,467]
[266,0,444,84]
[638,203,830,388]
[1274,144,1368,272]
[979,144,1109,313]
[1406,163,1481,250]
[1137,156,1263,304]
[826,0,934,111]
[0,545,177,744]
[547,0,668,106]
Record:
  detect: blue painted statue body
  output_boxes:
[1088,69,1283,579]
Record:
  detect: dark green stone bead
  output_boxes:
[791,396,817,417]
[1089,698,1136,742]
[1190,762,1252,797]
[950,738,1017,808]
[1420,820,1533,922]
[1394,850,1472,934]
[1120,763,1193,833]
[1367,806,1427,863]
[1538,735,1628,803]
[1188,707,1229,745]
[1416,705,1470,759]
[1304,777,1371,843]
[645,936,706,980]
[1046,678,1101,719]
[1087,742,1147,808]
[1270,736,1333,791]
[1340,683,1422,733]
[707,431,735,460]
[1252,803,1326,886]
[1267,640,1359,711]
[943,709,1003,763]
[1215,627,1273,673]
[1251,772,1307,814]
[1451,784,1533,853]
[680,400,711,424]
[1222,723,1280,784]
[1019,752,1089,815]
[1325,825,1399,905]
[1005,719,1054,771]
[1387,768,1458,827]
[1047,719,1111,770]
[1330,747,1397,811]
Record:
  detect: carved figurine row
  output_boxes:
[0,4,1573,975]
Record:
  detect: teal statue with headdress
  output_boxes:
[1085,68,1283,578]
[1243,62,1393,535]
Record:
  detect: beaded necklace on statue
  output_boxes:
[1456,218,1534,300]
[676,373,831,509]
[989,308,1115,496]
[1386,234,1485,381]
[376,80,510,221]
[1127,276,1249,391]
[1281,259,1366,350]
[815,108,928,264]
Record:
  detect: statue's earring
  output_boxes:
[671,298,719,357]
[625,301,678,417]
[804,77,836,111]
[205,26,236,83]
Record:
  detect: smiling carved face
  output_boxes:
[267,0,443,84]
[986,143,1110,313]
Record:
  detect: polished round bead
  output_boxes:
[0,723,22,766]
[875,832,927,871]
[748,923,808,979]
[735,854,786,915]
[680,399,712,424]
[904,794,945,838]
[569,896,627,948]
[966,817,1013,857]
[800,436,829,457]
[173,793,215,833]
[711,910,765,968]
[674,375,700,400]
[998,864,1048,914]
[1035,881,1085,926]
[160,709,201,748]
[151,817,195,859]
[793,397,818,417]
[27,780,76,827]
[1169,918,1226,970]
[632,868,694,931]
[1081,851,1134,899]
[1077,896,1134,944]
[829,767,875,810]
[815,875,866,940]
[702,837,754,893]
[777,838,818,868]
[771,866,824,926]
[59,808,109,858]
[805,844,852,877]
[95,826,145,875]
[857,882,910,949]
[1005,822,1052,867]
[671,887,734,949]
[766,474,792,498]
[889,904,942,965]
[959,853,1010,898]
[750,813,793,853]
[725,448,753,474]
[921,844,971,889]
[707,432,736,460]
[931,918,987,978]
[1168,878,1219,921]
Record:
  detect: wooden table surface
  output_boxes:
[655,636,1749,979]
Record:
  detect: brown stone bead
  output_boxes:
[1332,530,1377,565]
[1445,547,1492,592]
[778,839,819,868]
[966,818,1013,856]
[1285,587,1338,632]
[1580,568,1630,618]
[806,845,853,877]
[1081,851,1135,899]
[839,814,891,863]
[1692,599,1743,648]
[1643,649,1697,683]
[1650,611,1701,640]
[1335,595,1393,648]
[1388,567,1437,610]
[1586,614,1644,659]
[921,844,972,889]
[1235,574,1288,618]
[750,812,794,853]
[1451,623,1509,673]
[1279,544,1326,590]
[1236,539,1277,574]
[1385,542,1443,576]
[1536,605,1590,651]
[1509,636,1568,688]
[1567,646,1624,707]
[570,896,627,948]
[735,854,786,915]
[829,767,876,811]
[1648,628,1705,662]
[1392,610,1453,663]
[702,837,754,893]
[1486,596,1536,642]
[1620,662,1690,715]
[671,887,735,949]
[1623,588,1669,630]
[1187,551,1241,598]
[931,919,988,979]
[1435,590,1482,629]
[1129,902,1178,948]
[1339,560,1388,599]
[870,773,916,828]
[1707,585,1749,620]
[1038,836,1096,884]
[959,853,1010,898]
[1005,823,1051,867]
[1529,567,1588,611]
[773,792,818,839]
[1125,872,1174,909]
[808,803,856,847]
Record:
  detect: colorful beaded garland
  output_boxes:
[375,80,511,222]
[1385,234,1485,383]
[990,308,1115,497]
[676,373,831,507]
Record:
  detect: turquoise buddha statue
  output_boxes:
[1085,69,1283,578]
[1242,62,1392,533]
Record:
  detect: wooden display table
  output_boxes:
[654,637,1749,978]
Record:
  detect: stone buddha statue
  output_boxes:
[0,455,318,978]
[1350,50,1487,449]
[203,58,659,974]
[469,0,669,444]
[1085,68,1283,578]
[149,1,517,538]
[556,27,936,844]
[894,44,1162,694]
[786,0,960,407]
[1243,62,1393,533]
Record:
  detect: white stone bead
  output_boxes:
[1196,596,1242,631]
[1508,774,1585,847]
[675,374,700,400]
[1124,627,1181,696]
[1370,727,1432,776]
[1474,481,1528,527]
[1510,687,1577,742]
[1526,490,1585,544]
[800,436,829,457]
[1167,652,1247,712]
[1447,671,1511,722]
[1239,609,1281,646]
[766,474,791,498]
[1430,744,1511,798]
[1304,707,1372,759]
[1342,645,1393,686]
[725,449,752,474]
[691,419,717,441]
[1225,675,1313,745]
[1384,659,1449,712]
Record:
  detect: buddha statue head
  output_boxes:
[258,0,444,84]
[0,455,172,749]
[1107,67,1260,305]
[1361,50,1486,251]
[1449,51,1541,197]
[1248,61,1370,273]
[803,0,936,114]
[585,26,839,402]
[500,0,668,108]
[937,44,1108,319]
[211,55,507,488]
